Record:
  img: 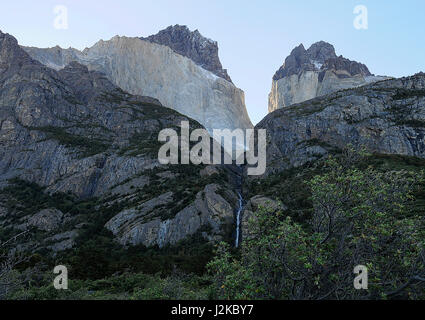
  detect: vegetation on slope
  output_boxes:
[2,149,425,299]
[208,149,425,299]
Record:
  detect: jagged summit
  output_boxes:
[141,24,232,82]
[273,41,371,80]
[306,41,337,63]
[268,41,384,112]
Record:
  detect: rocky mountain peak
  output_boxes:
[141,24,232,83]
[269,41,384,112]
[306,41,337,63]
[273,41,370,80]
[272,43,312,80]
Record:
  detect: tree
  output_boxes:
[0,230,32,299]
[208,149,425,299]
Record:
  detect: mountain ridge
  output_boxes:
[22,30,253,134]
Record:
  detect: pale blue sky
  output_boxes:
[1,0,424,124]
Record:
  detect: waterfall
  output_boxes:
[234,164,244,248]
[235,191,244,248]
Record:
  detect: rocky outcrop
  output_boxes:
[46,230,78,252]
[23,30,252,134]
[268,41,390,112]
[26,208,64,232]
[259,73,425,174]
[105,183,236,248]
[200,165,220,177]
[141,24,232,83]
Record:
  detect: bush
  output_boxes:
[208,149,425,300]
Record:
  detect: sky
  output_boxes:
[1,0,424,125]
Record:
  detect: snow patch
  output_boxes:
[312,60,323,70]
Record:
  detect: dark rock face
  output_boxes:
[0,31,34,69]
[273,41,371,80]
[273,44,314,79]
[261,73,425,174]
[57,61,163,107]
[0,29,171,196]
[321,56,371,78]
[142,25,232,83]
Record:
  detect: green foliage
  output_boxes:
[298,138,341,151]
[392,89,425,100]
[118,130,164,157]
[247,152,425,223]
[210,149,425,300]
[63,230,214,281]
[286,98,329,117]
[0,178,98,243]
[9,272,212,300]
[98,88,128,104]
[397,119,425,128]
[30,125,109,157]
[246,164,317,224]
[0,176,217,287]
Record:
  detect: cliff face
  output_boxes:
[141,24,232,83]
[260,73,425,174]
[268,41,389,112]
[0,30,238,250]
[1,33,164,197]
[23,29,252,134]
